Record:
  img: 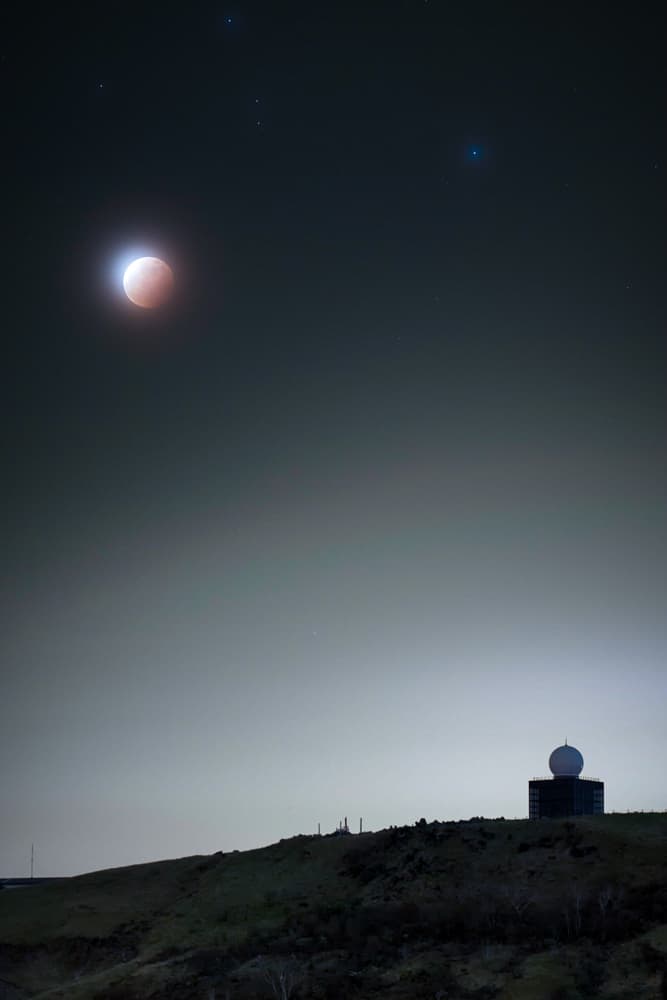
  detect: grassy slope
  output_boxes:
[0,813,666,999]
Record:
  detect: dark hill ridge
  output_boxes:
[1,813,666,999]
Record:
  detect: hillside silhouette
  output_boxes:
[1,812,666,999]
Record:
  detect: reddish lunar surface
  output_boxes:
[123,257,174,308]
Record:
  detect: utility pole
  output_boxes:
[317,822,320,836]
[359,817,362,834]
[30,844,34,880]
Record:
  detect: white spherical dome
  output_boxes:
[549,743,584,777]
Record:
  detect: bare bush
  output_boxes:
[561,887,587,939]
[260,953,302,1000]
[501,884,535,919]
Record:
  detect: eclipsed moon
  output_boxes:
[122,257,174,308]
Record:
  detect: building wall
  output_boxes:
[528,777,604,819]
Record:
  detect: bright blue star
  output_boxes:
[465,144,485,165]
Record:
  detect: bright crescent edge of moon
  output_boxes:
[122,256,174,308]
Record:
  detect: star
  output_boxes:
[465,144,485,164]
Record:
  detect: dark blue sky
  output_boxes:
[2,3,665,875]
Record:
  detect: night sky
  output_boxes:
[3,4,665,876]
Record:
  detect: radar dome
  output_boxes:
[549,742,584,777]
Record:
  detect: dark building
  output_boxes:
[529,741,604,819]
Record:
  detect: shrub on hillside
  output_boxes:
[640,940,667,974]
[572,945,606,994]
